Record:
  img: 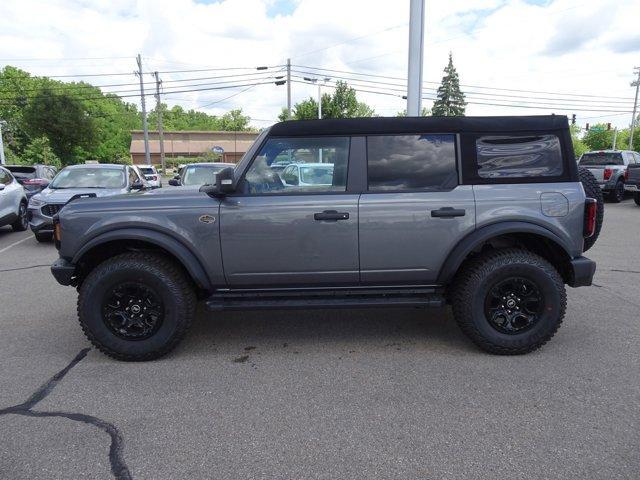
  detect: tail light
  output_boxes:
[603,168,612,180]
[23,178,49,186]
[624,169,629,181]
[151,175,157,181]
[584,198,597,238]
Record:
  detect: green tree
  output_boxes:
[396,107,431,117]
[283,81,375,121]
[583,124,616,151]
[22,86,96,163]
[570,125,589,158]
[432,53,466,116]
[219,109,252,131]
[19,136,62,168]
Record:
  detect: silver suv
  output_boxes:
[50,116,599,361]
[578,150,638,202]
[0,166,28,232]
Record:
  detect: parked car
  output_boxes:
[137,165,162,188]
[622,154,640,205]
[168,162,236,187]
[4,164,57,198]
[51,115,600,361]
[28,163,146,242]
[578,150,638,202]
[281,163,334,187]
[0,166,28,232]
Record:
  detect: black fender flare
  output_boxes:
[436,221,573,284]
[72,228,212,290]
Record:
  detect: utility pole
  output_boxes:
[0,120,6,165]
[629,66,640,150]
[153,71,166,175]
[406,0,425,116]
[136,54,151,165]
[286,58,292,120]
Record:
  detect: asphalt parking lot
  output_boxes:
[0,200,638,480]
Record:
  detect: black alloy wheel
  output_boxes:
[102,282,164,340]
[484,277,543,334]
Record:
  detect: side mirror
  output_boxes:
[130,181,144,190]
[0,184,5,191]
[168,178,180,187]
[199,167,235,197]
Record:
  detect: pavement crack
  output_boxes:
[0,348,132,480]
[610,268,640,274]
[0,264,50,273]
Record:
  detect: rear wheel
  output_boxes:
[451,248,566,355]
[634,192,640,206]
[78,252,196,361]
[578,166,604,251]
[11,202,28,232]
[610,180,624,203]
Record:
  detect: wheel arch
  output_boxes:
[72,228,212,293]
[437,222,574,285]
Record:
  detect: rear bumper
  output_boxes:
[51,257,76,286]
[568,256,596,287]
[624,183,639,192]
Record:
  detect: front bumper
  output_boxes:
[568,256,596,288]
[28,206,53,233]
[51,257,76,286]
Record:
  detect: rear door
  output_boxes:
[0,169,21,221]
[359,134,475,284]
[220,136,359,287]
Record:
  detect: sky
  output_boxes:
[0,0,639,129]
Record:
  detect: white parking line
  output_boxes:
[0,235,32,254]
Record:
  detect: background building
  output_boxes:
[129,130,260,164]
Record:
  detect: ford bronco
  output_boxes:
[50,116,600,361]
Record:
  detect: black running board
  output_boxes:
[205,287,445,311]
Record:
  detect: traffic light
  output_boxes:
[607,123,611,130]
[571,114,576,125]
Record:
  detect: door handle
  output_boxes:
[431,207,466,218]
[314,210,350,221]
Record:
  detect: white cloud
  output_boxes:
[0,0,638,128]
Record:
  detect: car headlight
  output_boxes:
[29,197,45,207]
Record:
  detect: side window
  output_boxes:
[367,134,457,191]
[242,137,350,194]
[128,168,140,185]
[476,135,563,179]
[45,167,56,180]
[0,169,10,185]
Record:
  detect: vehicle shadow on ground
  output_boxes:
[182,305,476,356]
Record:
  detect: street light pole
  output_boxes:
[629,66,639,150]
[407,0,425,116]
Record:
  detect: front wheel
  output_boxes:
[610,180,625,203]
[11,203,28,232]
[451,248,566,355]
[78,253,196,361]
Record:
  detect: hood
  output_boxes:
[34,187,126,204]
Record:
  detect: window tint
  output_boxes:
[476,135,563,178]
[579,152,623,166]
[243,137,349,194]
[367,134,457,191]
[0,168,10,185]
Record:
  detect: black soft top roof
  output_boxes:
[268,115,569,137]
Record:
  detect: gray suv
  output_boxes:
[50,116,599,361]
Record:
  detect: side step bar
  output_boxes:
[205,287,446,311]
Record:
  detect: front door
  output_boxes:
[358,133,475,284]
[220,136,359,287]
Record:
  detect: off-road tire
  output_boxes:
[34,232,52,242]
[634,192,640,206]
[77,252,196,361]
[578,166,604,251]
[11,202,28,232]
[609,179,625,203]
[451,248,566,355]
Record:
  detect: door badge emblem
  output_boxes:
[199,215,216,224]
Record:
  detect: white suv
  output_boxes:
[138,165,162,188]
[0,166,28,232]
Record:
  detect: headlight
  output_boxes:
[29,197,45,207]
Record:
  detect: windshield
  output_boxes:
[580,152,623,166]
[139,167,154,174]
[50,167,125,189]
[182,165,229,186]
[300,165,334,185]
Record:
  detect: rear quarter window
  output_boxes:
[476,135,563,179]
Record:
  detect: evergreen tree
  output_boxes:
[432,53,466,116]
